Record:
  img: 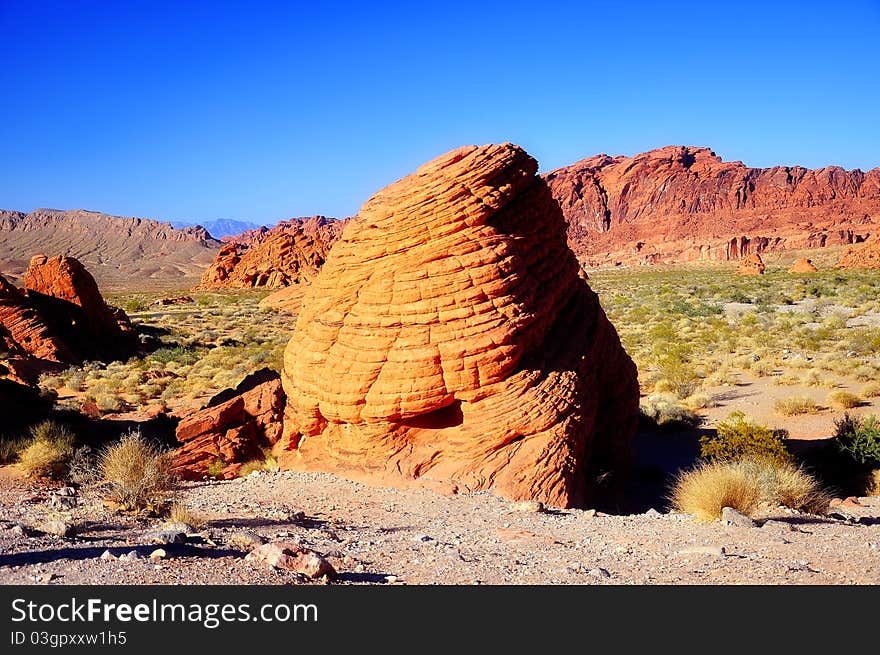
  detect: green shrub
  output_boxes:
[833,414,880,469]
[700,412,794,467]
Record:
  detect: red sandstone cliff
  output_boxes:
[543,145,880,266]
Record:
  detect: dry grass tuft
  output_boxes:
[774,396,821,416]
[167,500,205,529]
[99,431,175,512]
[828,390,862,409]
[670,460,761,521]
[671,458,829,520]
[17,421,76,479]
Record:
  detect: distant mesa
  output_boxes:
[275,143,639,508]
[737,252,766,275]
[839,236,880,269]
[0,255,136,384]
[196,216,346,290]
[789,258,818,273]
[544,145,880,266]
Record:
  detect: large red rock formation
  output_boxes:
[276,143,639,508]
[737,253,766,275]
[222,215,346,247]
[197,218,344,290]
[0,256,136,383]
[173,368,285,479]
[839,237,880,269]
[789,258,818,273]
[544,145,880,266]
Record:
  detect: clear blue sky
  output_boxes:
[1,1,878,224]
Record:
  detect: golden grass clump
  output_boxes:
[670,460,761,521]
[860,382,880,398]
[17,421,76,479]
[828,390,862,410]
[99,431,175,512]
[774,396,821,416]
[671,458,829,521]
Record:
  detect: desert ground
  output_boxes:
[2,248,879,585]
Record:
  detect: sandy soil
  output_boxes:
[1,467,877,586]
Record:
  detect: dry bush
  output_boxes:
[774,396,821,416]
[640,393,700,428]
[828,390,862,409]
[17,421,76,479]
[671,458,829,520]
[861,382,880,398]
[237,460,265,477]
[670,460,761,521]
[99,431,175,512]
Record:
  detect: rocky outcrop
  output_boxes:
[839,237,880,269]
[172,369,285,479]
[737,253,766,275]
[197,219,344,290]
[258,284,309,315]
[0,208,220,285]
[789,258,818,273]
[276,143,639,509]
[543,145,880,266]
[222,215,346,247]
[0,256,136,384]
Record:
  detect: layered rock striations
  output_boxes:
[173,369,285,479]
[544,145,880,266]
[276,143,639,508]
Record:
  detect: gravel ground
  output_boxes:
[1,467,878,585]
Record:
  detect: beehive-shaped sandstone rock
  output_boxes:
[789,258,818,273]
[276,143,639,508]
[736,252,765,275]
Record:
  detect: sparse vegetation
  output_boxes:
[774,396,821,416]
[640,393,700,428]
[99,431,175,512]
[700,412,794,467]
[167,500,205,529]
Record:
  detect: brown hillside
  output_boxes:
[0,208,221,288]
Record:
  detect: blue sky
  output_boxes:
[1,1,878,224]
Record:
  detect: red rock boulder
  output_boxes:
[276,143,639,508]
[789,258,818,273]
[737,253,766,275]
[172,368,285,479]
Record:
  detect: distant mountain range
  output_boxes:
[171,218,265,239]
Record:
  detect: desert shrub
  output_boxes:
[99,431,175,511]
[237,460,266,477]
[861,382,880,398]
[828,390,861,410]
[670,460,761,521]
[95,393,125,413]
[67,446,99,485]
[640,394,700,428]
[653,379,678,394]
[0,437,29,464]
[751,360,775,377]
[17,421,76,478]
[833,414,880,469]
[206,459,224,478]
[774,396,820,416]
[683,393,715,410]
[700,412,794,467]
[124,298,148,313]
[167,500,205,529]
[671,458,828,520]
